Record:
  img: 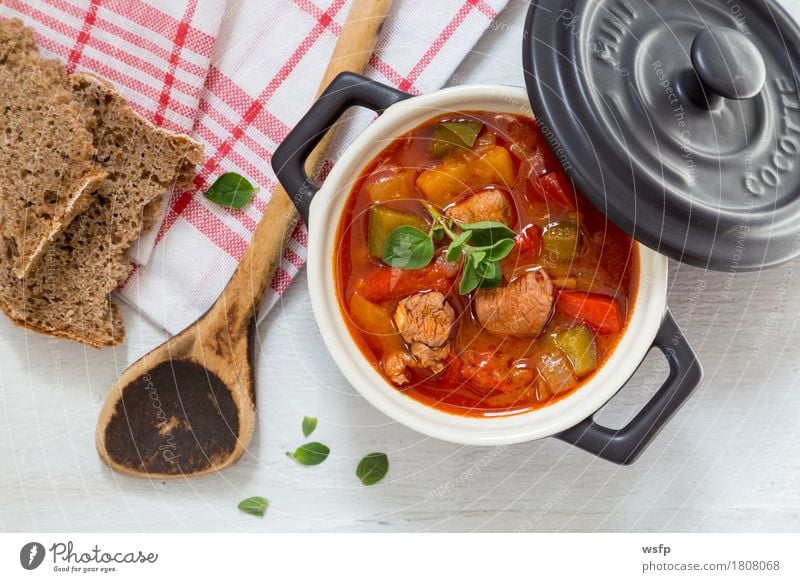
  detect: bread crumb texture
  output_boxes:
[0,20,203,347]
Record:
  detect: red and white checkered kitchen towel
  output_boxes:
[1,0,509,335]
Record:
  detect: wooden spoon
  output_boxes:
[96,0,395,479]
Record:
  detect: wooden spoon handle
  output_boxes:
[213,0,395,333]
[321,0,395,96]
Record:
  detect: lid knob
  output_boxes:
[685,27,766,109]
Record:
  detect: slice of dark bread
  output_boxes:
[0,19,107,277]
[0,72,203,347]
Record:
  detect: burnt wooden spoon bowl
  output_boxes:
[95,0,395,478]
[96,190,297,478]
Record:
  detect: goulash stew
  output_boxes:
[335,112,638,416]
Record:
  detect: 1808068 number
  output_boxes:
[734,560,780,571]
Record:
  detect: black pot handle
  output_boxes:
[272,72,412,224]
[557,309,703,465]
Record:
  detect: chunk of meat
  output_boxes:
[473,270,554,336]
[394,291,454,356]
[386,291,455,384]
[409,343,451,372]
[384,351,416,385]
[446,189,512,226]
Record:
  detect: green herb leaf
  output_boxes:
[460,253,504,293]
[471,250,487,267]
[423,212,517,296]
[460,221,517,246]
[356,452,389,486]
[446,231,472,262]
[289,442,330,466]
[459,260,482,295]
[237,496,269,517]
[479,237,516,262]
[382,225,435,269]
[302,416,318,438]
[203,172,258,209]
[476,260,503,289]
[475,259,497,277]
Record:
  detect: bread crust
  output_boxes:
[0,292,124,348]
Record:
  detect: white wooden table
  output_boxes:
[2,0,800,533]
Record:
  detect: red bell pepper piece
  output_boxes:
[527,171,576,210]
[556,291,622,335]
[514,224,542,256]
[358,261,458,303]
[500,225,541,272]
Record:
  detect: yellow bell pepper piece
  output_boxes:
[365,169,417,202]
[348,293,404,351]
[416,146,515,207]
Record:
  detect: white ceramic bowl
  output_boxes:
[304,83,670,446]
[274,74,702,462]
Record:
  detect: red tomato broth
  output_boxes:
[333,111,639,417]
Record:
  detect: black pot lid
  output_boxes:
[523,0,800,271]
